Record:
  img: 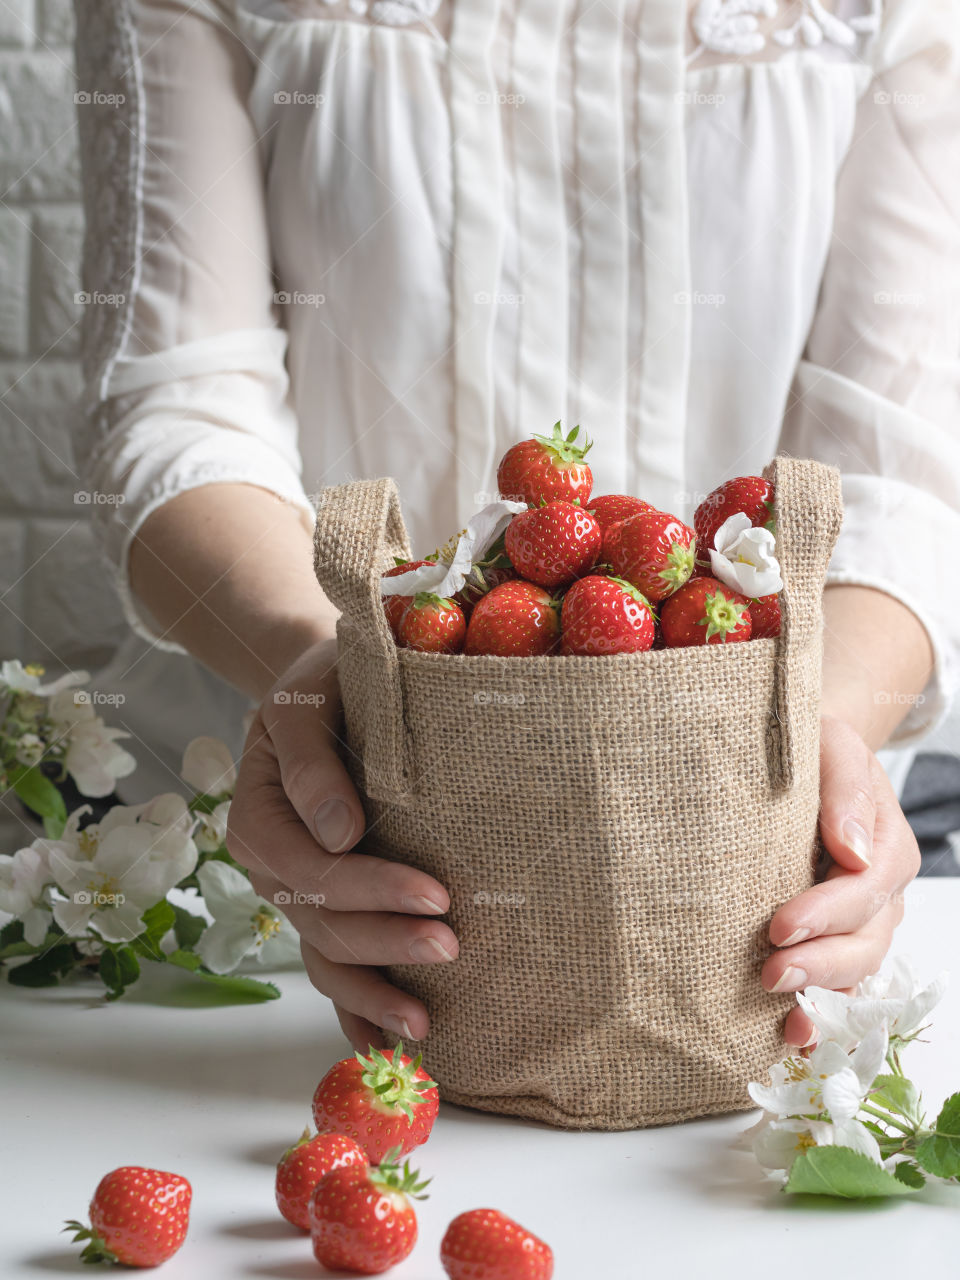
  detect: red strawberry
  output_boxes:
[396,593,466,653]
[497,422,593,507]
[441,1208,554,1280]
[64,1167,192,1268]
[748,592,780,639]
[587,493,655,530]
[382,559,433,636]
[310,1149,429,1275]
[660,576,752,647]
[560,575,655,655]
[464,580,561,657]
[275,1129,368,1231]
[312,1043,439,1164]
[603,510,696,602]
[504,501,601,589]
[694,475,774,567]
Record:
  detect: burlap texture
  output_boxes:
[313,458,843,1129]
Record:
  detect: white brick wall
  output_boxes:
[0,3,127,677]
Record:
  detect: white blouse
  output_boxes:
[75,0,960,770]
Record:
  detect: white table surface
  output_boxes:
[3,879,959,1279]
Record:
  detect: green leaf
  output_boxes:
[893,1162,926,1189]
[870,1074,923,1127]
[166,949,279,1002]
[6,942,76,988]
[189,791,227,816]
[916,1093,960,1179]
[9,763,67,827]
[171,904,207,951]
[0,919,24,948]
[784,1147,918,1199]
[129,900,176,960]
[98,945,140,1000]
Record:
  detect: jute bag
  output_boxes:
[313,457,842,1130]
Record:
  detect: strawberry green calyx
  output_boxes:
[658,541,695,591]
[412,591,455,609]
[532,420,592,463]
[357,1042,437,1124]
[280,1127,314,1163]
[63,1221,119,1267]
[700,589,750,642]
[369,1147,432,1200]
[608,576,656,617]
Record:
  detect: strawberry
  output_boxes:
[560,575,655,655]
[464,580,561,657]
[396,593,466,653]
[310,1148,429,1275]
[497,422,593,507]
[312,1043,439,1164]
[748,592,780,639]
[660,576,752,647]
[441,1208,554,1280]
[64,1167,192,1268]
[504,501,601,589]
[587,493,654,530]
[382,559,434,636]
[694,475,774,567]
[603,509,696,602]
[275,1129,368,1231]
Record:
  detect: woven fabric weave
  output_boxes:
[314,457,843,1129]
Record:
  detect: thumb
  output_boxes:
[818,714,876,872]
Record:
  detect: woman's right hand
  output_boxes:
[226,636,459,1050]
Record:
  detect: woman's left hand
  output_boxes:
[762,713,921,1046]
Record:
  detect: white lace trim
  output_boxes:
[277,0,442,30]
[688,0,882,64]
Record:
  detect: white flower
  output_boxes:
[748,1025,887,1121]
[195,800,231,853]
[0,660,89,697]
[751,1114,882,1172]
[0,844,55,945]
[708,512,783,598]
[14,733,46,767]
[380,500,527,601]
[48,691,136,797]
[181,736,237,797]
[195,861,301,974]
[47,795,198,944]
[798,957,948,1051]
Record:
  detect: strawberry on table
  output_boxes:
[603,509,696,602]
[497,422,593,507]
[382,559,434,636]
[586,493,654,530]
[504,501,602,589]
[309,1148,429,1275]
[560,575,655,655]
[660,576,752,647]
[64,1166,192,1268]
[441,1208,554,1280]
[312,1042,439,1164]
[694,474,774,567]
[275,1129,368,1231]
[396,594,467,653]
[464,580,561,657]
[748,592,780,639]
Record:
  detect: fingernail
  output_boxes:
[801,1026,819,1047]
[382,1013,414,1040]
[314,798,355,852]
[402,894,446,916]
[409,936,455,964]
[770,965,807,993]
[842,819,872,868]
[779,926,812,948]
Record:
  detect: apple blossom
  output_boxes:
[195,860,301,973]
[181,736,237,797]
[708,512,783,598]
[0,844,54,945]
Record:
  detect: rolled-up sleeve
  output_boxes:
[779,32,960,745]
[75,0,314,650]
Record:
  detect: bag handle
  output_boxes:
[762,457,843,792]
[313,478,414,799]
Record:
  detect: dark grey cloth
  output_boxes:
[901,753,960,876]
